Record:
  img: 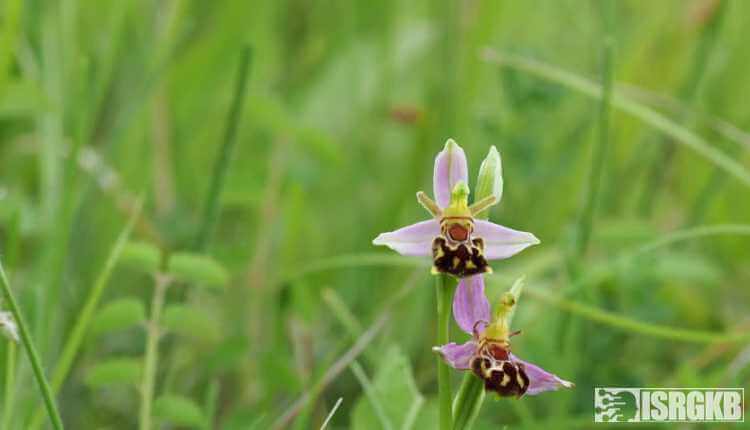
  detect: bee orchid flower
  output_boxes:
[435,276,574,397]
[372,139,539,278]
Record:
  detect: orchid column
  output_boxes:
[373,140,540,430]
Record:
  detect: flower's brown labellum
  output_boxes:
[431,236,490,278]
[470,343,529,398]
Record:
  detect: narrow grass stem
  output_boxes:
[0,262,64,430]
[193,45,253,252]
[28,198,142,430]
[435,274,454,430]
[575,0,614,259]
[2,343,16,430]
[638,0,727,215]
[523,285,750,344]
[350,361,393,430]
[480,51,750,188]
[139,273,171,430]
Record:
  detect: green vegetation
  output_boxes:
[0,0,748,428]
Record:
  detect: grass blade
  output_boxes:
[319,397,342,430]
[0,261,64,430]
[482,49,750,189]
[521,283,750,344]
[28,198,143,430]
[193,45,253,251]
[575,1,614,258]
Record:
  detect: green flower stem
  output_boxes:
[435,274,455,430]
[138,273,171,430]
[452,373,484,430]
[0,261,64,430]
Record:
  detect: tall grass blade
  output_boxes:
[194,45,253,251]
[482,49,750,189]
[0,261,65,430]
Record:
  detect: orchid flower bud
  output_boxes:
[474,146,503,220]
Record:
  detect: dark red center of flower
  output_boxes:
[448,224,469,242]
[487,343,509,360]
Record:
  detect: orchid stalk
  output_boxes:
[373,139,540,430]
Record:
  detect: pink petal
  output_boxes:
[453,275,490,335]
[474,220,540,260]
[511,354,574,395]
[434,341,477,370]
[433,139,469,208]
[372,219,439,256]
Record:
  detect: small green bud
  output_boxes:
[474,146,503,220]
[504,275,525,326]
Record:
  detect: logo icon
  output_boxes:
[594,388,744,423]
[595,388,639,422]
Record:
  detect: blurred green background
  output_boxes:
[1,0,749,428]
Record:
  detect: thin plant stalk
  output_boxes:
[2,342,16,430]
[193,45,253,252]
[203,379,219,430]
[479,52,750,188]
[139,273,171,430]
[637,0,727,215]
[435,274,454,430]
[521,284,750,344]
[575,0,614,260]
[452,373,484,430]
[0,261,64,430]
[28,198,142,430]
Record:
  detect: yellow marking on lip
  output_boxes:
[452,257,460,268]
[500,373,510,387]
[516,371,526,388]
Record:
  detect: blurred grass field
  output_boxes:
[1,0,749,428]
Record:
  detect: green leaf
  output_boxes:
[90,297,146,337]
[119,241,161,274]
[162,305,220,342]
[167,252,229,288]
[351,346,424,430]
[154,394,206,428]
[84,358,142,388]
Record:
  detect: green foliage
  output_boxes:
[119,241,161,274]
[153,394,207,428]
[1,1,749,428]
[167,253,229,289]
[90,297,146,337]
[162,304,220,343]
[351,347,424,430]
[85,358,143,388]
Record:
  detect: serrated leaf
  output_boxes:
[85,358,142,388]
[90,297,146,337]
[154,394,206,428]
[120,241,161,274]
[351,346,424,430]
[162,305,220,342]
[167,252,229,288]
